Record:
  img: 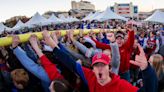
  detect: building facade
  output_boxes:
[110,2,138,19]
[71,0,95,18]
[71,0,95,11]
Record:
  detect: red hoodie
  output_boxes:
[82,67,138,92]
[92,31,134,73]
[40,55,63,81]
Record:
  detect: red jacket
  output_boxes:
[92,31,134,73]
[40,55,63,81]
[145,37,157,58]
[82,67,138,92]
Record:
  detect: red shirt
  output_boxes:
[146,38,156,54]
[40,55,63,81]
[92,31,135,73]
[82,67,138,92]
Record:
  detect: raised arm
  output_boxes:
[123,29,135,50]
[51,31,86,61]
[130,44,158,92]
[42,30,88,85]
[110,42,120,75]
[21,43,38,62]
[89,30,111,50]
[58,43,86,61]
[92,38,111,50]
[68,30,89,56]
[29,35,63,81]
[106,32,120,74]
[12,36,50,92]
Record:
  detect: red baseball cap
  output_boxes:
[92,53,111,66]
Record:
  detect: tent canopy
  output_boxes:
[59,15,79,23]
[145,10,164,24]
[47,14,63,24]
[88,12,101,21]
[11,20,25,31]
[94,7,128,21]
[0,23,11,34]
[25,12,48,27]
[69,16,79,22]
[58,15,69,23]
[82,12,93,21]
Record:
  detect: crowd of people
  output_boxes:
[0,20,125,37]
[0,22,164,92]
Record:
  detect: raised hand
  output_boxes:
[79,29,83,37]
[89,30,96,40]
[12,35,20,48]
[125,24,133,31]
[29,34,43,57]
[89,30,94,37]
[29,34,39,49]
[55,31,61,39]
[51,32,59,44]
[42,30,51,39]
[68,30,74,41]
[130,44,148,70]
[42,30,58,49]
[106,32,115,43]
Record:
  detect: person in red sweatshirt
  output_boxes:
[28,35,78,92]
[42,30,158,92]
[144,31,160,58]
[92,29,134,82]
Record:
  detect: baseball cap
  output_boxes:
[91,53,111,66]
[115,31,125,39]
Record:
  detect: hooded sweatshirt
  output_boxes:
[82,67,138,92]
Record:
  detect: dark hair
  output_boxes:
[0,51,5,60]
[52,79,73,92]
[151,31,156,35]
[116,31,125,36]
[4,47,23,70]
[83,42,93,48]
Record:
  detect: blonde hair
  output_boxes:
[150,54,164,78]
[11,69,29,89]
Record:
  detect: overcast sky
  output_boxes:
[0,0,163,22]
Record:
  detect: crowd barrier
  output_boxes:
[0,29,125,47]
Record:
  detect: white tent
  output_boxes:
[58,15,79,23]
[73,17,79,22]
[69,16,79,22]
[145,10,164,23]
[65,16,73,23]
[58,15,69,23]
[94,7,128,21]
[88,12,101,21]
[82,12,93,21]
[47,14,63,24]
[25,12,48,28]
[0,23,11,34]
[11,20,25,31]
